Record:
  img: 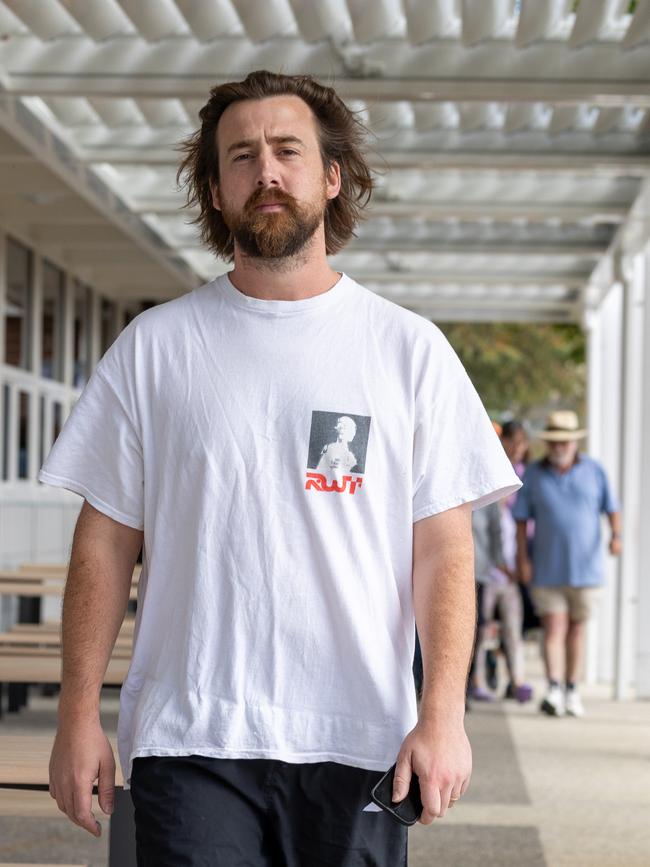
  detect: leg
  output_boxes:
[497,583,525,686]
[271,761,408,867]
[541,612,569,683]
[130,756,274,867]
[471,583,497,698]
[566,619,586,684]
[563,587,601,718]
[565,587,601,685]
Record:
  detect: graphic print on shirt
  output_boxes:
[305,410,371,495]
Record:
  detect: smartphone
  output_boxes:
[370,763,423,826]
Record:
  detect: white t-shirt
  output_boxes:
[39,272,520,787]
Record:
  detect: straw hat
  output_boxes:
[538,410,586,442]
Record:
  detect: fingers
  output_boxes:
[50,771,101,836]
[97,755,116,816]
[418,776,470,824]
[419,787,442,824]
[71,786,102,837]
[392,756,412,802]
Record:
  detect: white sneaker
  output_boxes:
[540,684,565,717]
[565,689,585,718]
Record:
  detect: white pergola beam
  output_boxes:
[411,307,577,323]
[366,201,627,223]
[2,56,650,107]
[622,0,650,49]
[305,242,605,257]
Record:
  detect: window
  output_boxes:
[2,384,9,480]
[18,390,30,479]
[39,394,45,470]
[52,401,63,443]
[42,260,65,380]
[4,238,32,369]
[73,282,91,388]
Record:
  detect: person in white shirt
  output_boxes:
[41,70,520,865]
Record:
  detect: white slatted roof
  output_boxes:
[0,0,648,319]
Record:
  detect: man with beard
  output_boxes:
[514,411,621,718]
[40,71,519,865]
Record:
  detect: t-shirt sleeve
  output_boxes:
[412,333,521,522]
[598,464,619,514]
[38,352,144,531]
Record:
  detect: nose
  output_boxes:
[256,150,280,188]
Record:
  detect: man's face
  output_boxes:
[211,95,341,259]
[503,430,528,463]
[335,417,355,443]
[547,440,578,468]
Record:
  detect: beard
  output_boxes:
[548,447,576,468]
[221,186,325,260]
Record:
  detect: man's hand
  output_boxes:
[609,536,622,556]
[49,718,115,836]
[517,556,532,585]
[392,717,472,824]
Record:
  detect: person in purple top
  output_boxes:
[513,411,621,718]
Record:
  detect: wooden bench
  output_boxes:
[0,627,133,653]
[0,654,129,715]
[19,562,142,578]
[0,580,139,602]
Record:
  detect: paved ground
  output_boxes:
[1,653,649,866]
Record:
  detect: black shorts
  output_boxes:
[130,754,408,866]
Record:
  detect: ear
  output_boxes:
[325,161,341,201]
[210,180,221,211]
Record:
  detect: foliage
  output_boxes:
[438,322,586,418]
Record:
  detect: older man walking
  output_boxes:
[513,411,621,718]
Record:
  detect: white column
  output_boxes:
[613,253,643,698]
[637,246,650,697]
[27,255,43,483]
[62,273,74,388]
[89,288,102,372]
[584,306,601,684]
[585,281,623,685]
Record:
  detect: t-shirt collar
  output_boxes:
[220,271,351,316]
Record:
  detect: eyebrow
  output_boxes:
[226,135,306,155]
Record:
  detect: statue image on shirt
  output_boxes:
[316,416,358,480]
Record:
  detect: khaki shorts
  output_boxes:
[531,586,603,622]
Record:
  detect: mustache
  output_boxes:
[244,187,298,212]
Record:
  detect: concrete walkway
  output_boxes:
[410,676,650,866]
[1,673,649,866]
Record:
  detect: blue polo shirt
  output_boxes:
[512,455,618,588]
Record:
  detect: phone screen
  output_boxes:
[370,763,423,826]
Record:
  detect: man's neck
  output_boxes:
[227,232,340,302]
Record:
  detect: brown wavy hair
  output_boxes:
[177,70,374,261]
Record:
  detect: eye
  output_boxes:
[279,148,298,156]
[233,153,251,162]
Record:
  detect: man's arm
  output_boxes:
[393,502,474,824]
[607,511,622,556]
[487,502,506,574]
[49,500,143,837]
[515,520,532,584]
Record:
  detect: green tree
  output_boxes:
[439,322,586,418]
